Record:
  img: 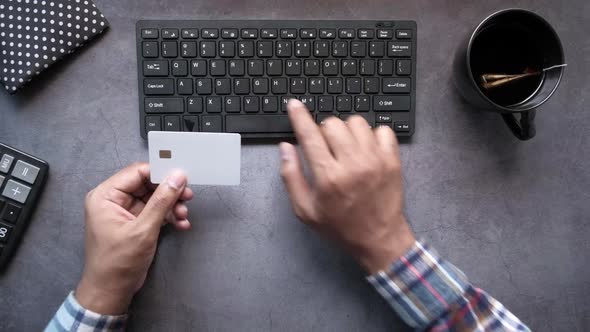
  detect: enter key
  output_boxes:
[383,78,411,94]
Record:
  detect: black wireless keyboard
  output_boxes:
[0,143,49,270]
[135,20,417,139]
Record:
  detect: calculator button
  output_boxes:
[2,203,21,224]
[0,223,12,243]
[11,160,40,184]
[0,154,14,173]
[0,175,4,187]
[1,180,31,204]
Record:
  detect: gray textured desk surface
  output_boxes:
[1,0,589,331]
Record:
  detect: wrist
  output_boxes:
[75,277,132,315]
[358,217,416,275]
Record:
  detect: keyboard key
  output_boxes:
[377,29,393,39]
[183,116,199,131]
[215,78,231,95]
[313,41,330,57]
[2,203,21,224]
[181,29,199,39]
[229,60,245,76]
[320,29,336,39]
[244,96,260,113]
[177,78,193,95]
[376,113,393,123]
[257,41,273,57]
[378,59,393,75]
[202,115,223,132]
[172,60,188,76]
[285,60,301,76]
[271,78,288,94]
[164,116,180,131]
[196,78,212,94]
[299,96,315,111]
[261,29,278,39]
[146,116,161,132]
[394,121,411,132]
[373,95,411,111]
[309,78,324,94]
[266,60,282,76]
[280,29,297,39]
[143,60,168,76]
[383,78,411,93]
[336,96,352,112]
[201,28,219,39]
[276,41,292,57]
[304,60,320,76]
[263,97,278,113]
[226,115,292,133]
[224,97,241,113]
[355,96,370,111]
[181,42,197,57]
[187,97,203,113]
[332,41,347,57]
[238,41,254,57]
[396,59,412,75]
[339,29,354,39]
[327,78,343,94]
[248,60,264,76]
[323,60,338,76]
[360,59,375,76]
[142,41,158,58]
[162,28,179,39]
[200,41,216,57]
[241,28,258,39]
[346,78,361,94]
[369,41,385,57]
[0,155,14,173]
[290,78,306,94]
[2,180,31,204]
[0,223,13,244]
[342,60,357,76]
[253,78,269,94]
[388,41,411,57]
[351,42,365,57]
[11,161,40,185]
[191,60,207,76]
[396,29,412,39]
[144,79,174,95]
[318,96,333,112]
[210,60,226,76]
[206,97,222,113]
[358,29,374,39]
[145,97,184,113]
[294,41,310,57]
[300,29,316,39]
[161,41,178,57]
[340,113,372,126]
[141,28,158,39]
[219,41,235,57]
[222,29,239,39]
[0,175,4,187]
[234,78,250,94]
[363,78,379,94]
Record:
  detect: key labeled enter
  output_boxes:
[383,78,411,94]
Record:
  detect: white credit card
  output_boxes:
[148,131,241,185]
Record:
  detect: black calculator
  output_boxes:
[0,143,49,270]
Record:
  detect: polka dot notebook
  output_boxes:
[0,0,109,93]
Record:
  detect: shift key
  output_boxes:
[145,98,184,113]
[144,78,174,95]
[373,95,410,111]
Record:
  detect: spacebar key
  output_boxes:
[226,115,293,133]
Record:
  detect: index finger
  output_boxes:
[99,162,152,198]
[287,99,334,174]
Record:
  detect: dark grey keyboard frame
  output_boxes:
[136,20,417,139]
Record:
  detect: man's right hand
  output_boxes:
[280,99,415,274]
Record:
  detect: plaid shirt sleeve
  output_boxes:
[44,292,127,332]
[367,241,530,331]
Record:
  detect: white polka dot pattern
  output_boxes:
[0,0,109,93]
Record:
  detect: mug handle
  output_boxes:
[501,109,536,140]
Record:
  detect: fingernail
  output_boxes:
[287,98,304,110]
[279,142,291,162]
[167,170,187,190]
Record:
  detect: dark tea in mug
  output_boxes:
[470,23,545,107]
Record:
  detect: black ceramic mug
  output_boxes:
[453,9,565,140]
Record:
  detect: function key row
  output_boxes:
[141,28,413,40]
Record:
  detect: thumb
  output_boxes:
[279,142,314,223]
[139,171,187,228]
